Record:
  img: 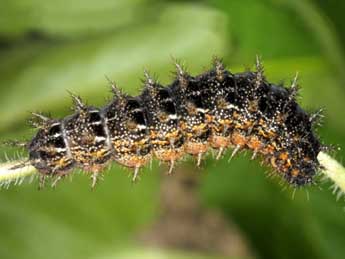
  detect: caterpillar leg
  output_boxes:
[216,147,225,160]
[38,175,46,190]
[229,145,241,161]
[168,159,175,175]
[91,173,98,189]
[51,175,63,188]
[132,166,140,182]
[196,152,203,167]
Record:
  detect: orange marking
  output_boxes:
[56,157,70,167]
[205,114,213,123]
[232,111,239,119]
[192,123,208,134]
[267,130,277,138]
[84,164,106,173]
[150,130,158,139]
[261,144,275,155]
[185,142,208,155]
[247,136,262,151]
[258,118,266,126]
[243,120,253,130]
[154,147,185,162]
[291,169,300,177]
[165,130,182,139]
[303,157,311,162]
[209,135,230,148]
[279,152,289,161]
[231,131,247,147]
[115,154,151,169]
[258,129,269,138]
[151,140,169,146]
[219,119,233,128]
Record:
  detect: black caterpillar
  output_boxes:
[20,57,323,188]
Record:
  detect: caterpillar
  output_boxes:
[16,57,323,188]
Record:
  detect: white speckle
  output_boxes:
[226,104,239,110]
[137,125,147,130]
[168,114,178,120]
[95,136,106,142]
[196,108,208,113]
[56,148,67,152]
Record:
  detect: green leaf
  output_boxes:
[0,3,227,133]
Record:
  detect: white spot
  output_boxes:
[226,104,240,110]
[95,136,106,142]
[196,108,208,113]
[107,116,116,121]
[137,125,147,130]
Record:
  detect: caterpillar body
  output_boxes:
[24,57,322,188]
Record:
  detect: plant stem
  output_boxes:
[0,161,37,185]
[318,151,345,193]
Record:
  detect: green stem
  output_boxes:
[318,152,345,193]
[0,161,37,185]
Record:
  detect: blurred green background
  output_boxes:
[1,0,345,258]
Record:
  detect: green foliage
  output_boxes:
[0,1,344,259]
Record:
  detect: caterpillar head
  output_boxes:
[28,118,74,175]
